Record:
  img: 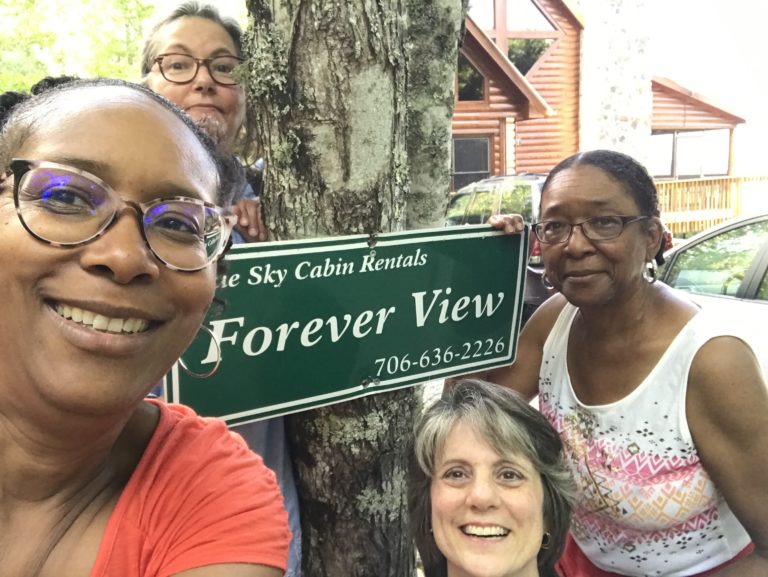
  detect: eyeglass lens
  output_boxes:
[15,164,226,271]
[159,54,240,85]
[535,217,628,243]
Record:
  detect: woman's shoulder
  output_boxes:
[117,400,288,548]
[94,402,291,575]
[526,293,571,340]
[143,400,266,475]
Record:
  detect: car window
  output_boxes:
[465,190,497,224]
[757,270,768,302]
[500,184,535,222]
[445,194,471,226]
[664,220,768,297]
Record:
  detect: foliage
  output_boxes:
[507,38,552,76]
[457,53,483,100]
[0,0,154,91]
[0,0,54,90]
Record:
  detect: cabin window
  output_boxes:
[457,54,485,101]
[452,137,490,190]
[507,38,554,75]
[506,0,558,75]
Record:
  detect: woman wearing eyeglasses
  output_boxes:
[483,150,768,576]
[141,2,264,244]
[0,79,289,576]
[140,6,303,577]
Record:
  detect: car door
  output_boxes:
[661,217,768,300]
[660,216,768,371]
[463,186,499,224]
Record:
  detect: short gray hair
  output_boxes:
[408,379,575,577]
[140,1,243,77]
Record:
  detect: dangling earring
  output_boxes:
[541,274,554,290]
[179,324,221,379]
[643,260,657,284]
[541,532,551,550]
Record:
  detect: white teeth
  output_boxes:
[93,314,109,331]
[54,304,150,334]
[462,525,510,537]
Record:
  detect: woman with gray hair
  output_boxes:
[409,379,575,577]
[140,5,302,575]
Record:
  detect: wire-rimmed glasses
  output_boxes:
[8,159,236,272]
[532,215,649,244]
[154,53,244,86]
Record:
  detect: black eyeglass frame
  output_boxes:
[532,215,650,245]
[153,53,245,86]
[7,158,236,272]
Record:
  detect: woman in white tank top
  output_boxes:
[482,150,767,577]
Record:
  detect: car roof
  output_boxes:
[456,174,546,194]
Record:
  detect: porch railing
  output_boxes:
[655,176,768,238]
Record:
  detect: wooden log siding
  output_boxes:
[453,34,528,176]
[514,0,581,174]
[656,176,768,237]
[652,80,744,131]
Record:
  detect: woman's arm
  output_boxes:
[687,336,768,576]
[482,293,567,400]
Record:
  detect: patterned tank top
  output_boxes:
[539,303,751,576]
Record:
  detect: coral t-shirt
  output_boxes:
[90,400,291,577]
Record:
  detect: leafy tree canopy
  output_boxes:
[0,0,245,92]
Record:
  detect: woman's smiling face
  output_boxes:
[538,164,658,308]
[0,86,220,413]
[144,16,245,150]
[430,421,546,577]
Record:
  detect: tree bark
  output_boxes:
[241,2,465,575]
[404,0,467,230]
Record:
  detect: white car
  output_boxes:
[658,213,768,372]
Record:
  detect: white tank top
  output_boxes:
[539,302,751,576]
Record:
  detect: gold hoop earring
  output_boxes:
[179,324,221,379]
[541,531,551,550]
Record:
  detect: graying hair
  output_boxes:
[408,379,575,577]
[0,78,241,207]
[140,1,243,78]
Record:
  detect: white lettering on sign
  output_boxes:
[217,273,241,289]
[248,264,288,288]
[205,307,398,359]
[359,248,427,273]
[203,317,246,363]
[295,257,355,280]
[411,288,505,327]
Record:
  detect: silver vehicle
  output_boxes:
[658,212,768,371]
[445,174,554,323]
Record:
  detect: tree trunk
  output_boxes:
[404,0,468,230]
[241,2,465,575]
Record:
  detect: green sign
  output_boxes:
[167,225,528,424]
